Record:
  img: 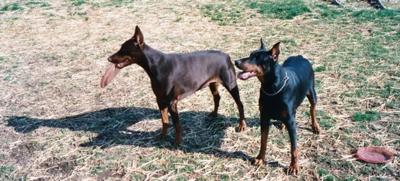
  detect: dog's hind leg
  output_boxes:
[208,82,220,118]
[306,86,321,134]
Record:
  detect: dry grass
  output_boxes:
[0,0,399,180]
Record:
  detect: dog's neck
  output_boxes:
[135,44,166,81]
[261,63,287,95]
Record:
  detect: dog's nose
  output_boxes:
[234,60,241,67]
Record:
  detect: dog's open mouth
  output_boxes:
[116,63,124,69]
[116,59,131,69]
[238,71,257,80]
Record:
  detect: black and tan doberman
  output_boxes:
[235,39,321,175]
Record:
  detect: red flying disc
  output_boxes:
[355,147,395,164]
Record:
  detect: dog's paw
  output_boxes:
[312,125,321,134]
[235,121,246,132]
[287,162,299,175]
[252,158,265,166]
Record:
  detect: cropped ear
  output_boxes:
[260,38,266,50]
[132,25,144,49]
[270,42,280,61]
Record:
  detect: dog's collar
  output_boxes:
[261,72,289,96]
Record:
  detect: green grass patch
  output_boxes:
[388,123,400,134]
[390,31,400,42]
[315,154,357,179]
[111,0,134,7]
[246,0,310,19]
[380,83,394,99]
[90,164,107,175]
[0,3,23,11]
[201,2,246,25]
[314,65,326,72]
[371,138,381,146]
[343,176,357,181]
[177,175,189,181]
[0,0,50,12]
[316,153,355,171]
[359,164,390,176]
[363,39,389,60]
[130,173,146,180]
[270,132,287,148]
[352,111,381,122]
[71,0,86,6]
[315,3,344,19]
[370,177,387,181]
[91,0,134,7]
[318,168,337,181]
[219,174,230,180]
[352,9,400,23]
[319,118,333,129]
[0,165,15,180]
[281,38,297,46]
[343,134,358,148]
[394,139,400,147]
[316,111,334,129]
[353,88,369,98]
[3,69,14,82]
[25,1,50,8]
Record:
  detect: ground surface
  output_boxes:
[0,0,399,180]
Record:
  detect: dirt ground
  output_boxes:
[0,0,399,180]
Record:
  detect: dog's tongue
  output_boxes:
[238,71,256,80]
[100,64,121,88]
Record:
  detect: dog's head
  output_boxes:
[235,39,280,81]
[108,25,146,69]
[100,26,146,88]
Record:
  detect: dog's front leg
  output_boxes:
[168,100,182,146]
[253,118,270,165]
[285,116,299,175]
[157,99,169,141]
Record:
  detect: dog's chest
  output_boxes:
[259,96,289,120]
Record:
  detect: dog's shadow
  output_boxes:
[6,107,264,162]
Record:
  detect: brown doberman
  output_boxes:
[101,26,246,146]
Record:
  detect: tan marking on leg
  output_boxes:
[288,147,300,175]
[159,107,169,140]
[310,104,321,134]
[253,123,269,166]
[170,100,182,146]
[208,83,220,118]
